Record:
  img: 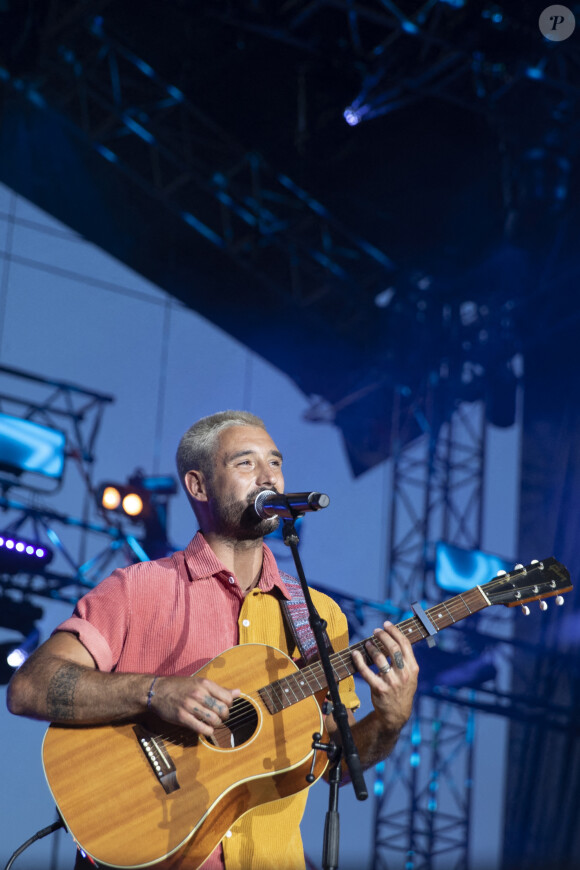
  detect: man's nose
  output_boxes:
[256,460,281,487]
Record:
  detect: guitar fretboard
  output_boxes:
[258,585,490,714]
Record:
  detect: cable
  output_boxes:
[3,818,65,870]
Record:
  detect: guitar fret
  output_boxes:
[258,685,277,714]
[459,594,472,614]
[406,617,426,642]
[281,675,301,704]
[310,664,326,690]
[293,673,309,698]
[270,680,287,712]
[441,601,455,623]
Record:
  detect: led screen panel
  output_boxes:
[435,542,512,594]
[0,413,66,479]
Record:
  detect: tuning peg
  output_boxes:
[521,605,530,616]
[514,563,524,570]
[555,596,564,606]
[539,600,548,611]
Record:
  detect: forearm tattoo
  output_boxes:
[47,662,83,720]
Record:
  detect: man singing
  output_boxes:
[7,410,419,870]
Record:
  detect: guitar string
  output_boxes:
[158,590,553,742]
[163,570,562,740]
[153,567,562,743]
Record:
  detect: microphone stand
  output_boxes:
[281,514,368,870]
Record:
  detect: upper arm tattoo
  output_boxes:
[47,662,83,720]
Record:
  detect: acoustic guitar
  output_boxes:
[42,557,572,869]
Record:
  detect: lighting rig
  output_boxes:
[97,472,178,560]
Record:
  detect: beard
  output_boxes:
[207,487,280,541]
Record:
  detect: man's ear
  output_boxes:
[184,469,208,503]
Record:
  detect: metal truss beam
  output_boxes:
[0,362,113,488]
[221,1,580,131]
[373,383,489,870]
[0,8,398,333]
[0,364,145,602]
[0,493,148,602]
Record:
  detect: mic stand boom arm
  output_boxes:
[281,514,368,864]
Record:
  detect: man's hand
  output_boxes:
[148,676,241,737]
[352,621,419,735]
[7,632,240,734]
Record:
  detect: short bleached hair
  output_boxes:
[175,410,266,489]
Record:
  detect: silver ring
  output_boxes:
[379,664,391,675]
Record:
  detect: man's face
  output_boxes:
[203,425,285,540]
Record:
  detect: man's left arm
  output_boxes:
[326,622,419,772]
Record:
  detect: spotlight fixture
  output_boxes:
[98,482,149,520]
[343,107,362,126]
[0,533,53,574]
[6,627,40,668]
[98,474,177,521]
[97,472,178,559]
[0,596,43,684]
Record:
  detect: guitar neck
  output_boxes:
[259,585,491,714]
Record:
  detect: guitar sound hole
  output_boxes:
[209,696,259,749]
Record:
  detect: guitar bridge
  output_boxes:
[134,725,180,794]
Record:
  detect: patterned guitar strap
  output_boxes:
[279,570,334,666]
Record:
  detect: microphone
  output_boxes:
[254,490,330,519]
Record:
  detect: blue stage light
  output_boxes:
[526,67,544,80]
[0,597,43,683]
[343,107,362,126]
[435,542,511,594]
[6,628,40,668]
[0,413,66,481]
[0,534,52,573]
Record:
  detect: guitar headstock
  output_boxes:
[482,557,572,610]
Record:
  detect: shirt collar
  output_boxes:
[184,531,291,600]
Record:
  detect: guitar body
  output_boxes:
[42,644,327,869]
[41,558,573,869]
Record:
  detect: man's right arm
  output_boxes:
[6,631,239,735]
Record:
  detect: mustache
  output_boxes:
[245,487,280,506]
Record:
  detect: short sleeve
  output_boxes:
[52,569,132,672]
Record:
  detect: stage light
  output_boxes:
[97,473,177,559]
[122,492,144,517]
[344,107,362,126]
[526,67,544,80]
[101,485,122,510]
[0,533,53,574]
[98,474,177,520]
[98,482,148,520]
[435,542,511,594]
[375,288,396,308]
[6,628,40,667]
[0,596,43,683]
[0,412,66,483]
[0,630,41,684]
